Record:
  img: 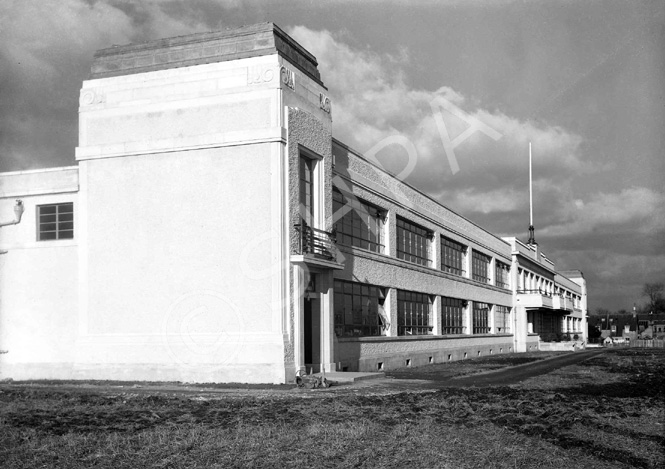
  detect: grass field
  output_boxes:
[1,348,663,468]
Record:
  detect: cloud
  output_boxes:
[288,26,587,207]
[0,0,208,171]
[542,187,665,237]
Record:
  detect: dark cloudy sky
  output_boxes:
[1,0,664,312]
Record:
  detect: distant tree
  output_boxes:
[642,283,664,313]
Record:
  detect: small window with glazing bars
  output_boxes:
[37,203,73,241]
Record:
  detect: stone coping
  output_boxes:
[90,22,323,87]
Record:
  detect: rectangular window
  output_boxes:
[471,250,491,284]
[38,202,74,241]
[472,302,490,334]
[441,237,466,276]
[495,305,511,333]
[442,297,465,334]
[332,188,384,253]
[396,217,431,266]
[495,261,510,289]
[333,280,385,337]
[397,290,432,336]
[299,155,315,225]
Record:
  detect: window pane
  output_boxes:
[334,280,384,337]
[332,188,384,253]
[397,289,432,336]
[396,217,430,266]
[38,203,75,241]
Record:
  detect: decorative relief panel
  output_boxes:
[280,66,295,91]
[79,89,106,107]
[247,65,276,85]
[319,93,331,113]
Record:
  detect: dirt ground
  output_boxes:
[1,348,663,468]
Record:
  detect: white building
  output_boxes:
[0,23,586,384]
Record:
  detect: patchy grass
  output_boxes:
[1,349,663,468]
[386,351,566,381]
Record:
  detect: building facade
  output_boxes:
[0,23,587,384]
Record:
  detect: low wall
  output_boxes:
[538,341,585,352]
[335,335,515,372]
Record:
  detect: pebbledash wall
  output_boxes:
[0,23,587,384]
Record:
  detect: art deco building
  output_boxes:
[0,23,586,383]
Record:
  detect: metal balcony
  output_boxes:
[294,219,336,261]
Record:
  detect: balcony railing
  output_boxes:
[516,289,553,309]
[517,288,552,297]
[294,219,336,261]
[552,295,573,312]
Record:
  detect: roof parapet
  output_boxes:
[90,22,323,86]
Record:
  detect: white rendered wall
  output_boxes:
[75,55,291,383]
[0,168,79,379]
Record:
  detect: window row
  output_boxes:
[333,280,512,338]
[332,187,511,289]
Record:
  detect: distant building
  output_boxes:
[0,23,587,383]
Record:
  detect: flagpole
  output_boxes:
[529,141,533,227]
[527,142,536,245]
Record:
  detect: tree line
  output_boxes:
[591,282,664,316]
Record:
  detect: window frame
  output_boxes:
[495,261,510,289]
[332,188,385,253]
[397,289,433,336]
[442,296,465,334]
[494,305,511,333]
[471,250,491,284]
[396,217,431,267]
[298,154,316,226]
[333,279,385,337]
[441,236,467,277]
[37,202,74,241]
[472,302,491,334]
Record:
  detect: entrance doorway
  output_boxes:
[304,297,321,373]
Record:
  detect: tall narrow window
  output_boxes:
[38,203,74,241]
[441,237,466,276]
[495,305,510,333]
[472,302,490,334]
[442,297,465,334]
[471,250,491,284]
[495,261,510,289]
[299,155,315,226]
[397,290,432,335]
[332,188,384,253]
[396,217,431,266]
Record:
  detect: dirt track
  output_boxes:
[425,348,609,388]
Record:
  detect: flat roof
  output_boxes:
[90,22,324,87]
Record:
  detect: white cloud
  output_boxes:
[289,26,587,186]
[541,187,665,237]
